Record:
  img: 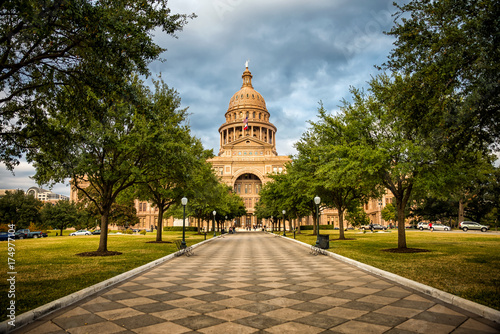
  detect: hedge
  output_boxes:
[299,225,336,230]
[163,226,198,232]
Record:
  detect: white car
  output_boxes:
[69,230,91,236]
[417,222,430,230]
[430,223,450,231]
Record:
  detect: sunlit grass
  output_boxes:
[0,231,211,321]
[289,229,500,310]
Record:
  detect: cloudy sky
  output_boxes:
[0,0,402,196]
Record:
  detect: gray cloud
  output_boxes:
[1,0,402,196]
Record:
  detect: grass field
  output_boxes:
[285,229,500,311]
[1,231,211,321]
[1,229,499,322]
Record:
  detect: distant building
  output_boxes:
[0,189,19,198]
[26,187,69,203]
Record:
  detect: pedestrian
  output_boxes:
[429,222,433,232]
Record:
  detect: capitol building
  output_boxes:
[206,65,291,228]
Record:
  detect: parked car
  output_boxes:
[15,229,47,239]
[417,222,430,230]
[69,230,92,236]
[459,221,489,232]
[0,232,10,241]
[360,224,387,231]
[92,230,101,235]
[430,223,450,231]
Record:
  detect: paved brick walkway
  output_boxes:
[17,232,500,333]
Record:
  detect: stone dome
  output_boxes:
[228,67,267,111]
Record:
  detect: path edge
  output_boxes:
[0,236,220,333]
[282,234,500,324]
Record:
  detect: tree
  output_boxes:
[345,201,370,228]
[294,102,381,239]
[384,0,500,153]
[0,0,194,169]
[40,200,79,235]
[0,190,43,228]
[130,80,203,242]
[144,140,214,241]
[381,203,396,225]
[31,77,188,254]
[334,77,439,249]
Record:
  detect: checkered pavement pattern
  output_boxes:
[19,232,500,334]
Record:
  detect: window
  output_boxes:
[253,112,255,118]
[273,167,277,174]
[278,167,283,173]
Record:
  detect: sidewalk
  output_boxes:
[16,232,500,333]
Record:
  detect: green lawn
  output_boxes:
[1,231,212,321]
[286,229,500,310]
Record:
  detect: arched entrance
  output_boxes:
[233,173,262,229]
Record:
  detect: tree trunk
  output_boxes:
[60,227,64,236]
[458,199,464,228]
[156,206,164,242]
[396,200,407,249]
[197,217,201,234]
[338,209,345,240]
[97,211,109,252]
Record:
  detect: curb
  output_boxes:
[1,235,220,333]
[280,234,500,324]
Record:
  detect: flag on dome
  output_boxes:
[243,116,248,130]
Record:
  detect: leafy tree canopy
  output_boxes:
[0,190,43,228]
[0,0,195,169]
[384,0,500,151]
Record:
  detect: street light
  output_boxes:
[212,210,217,237]
[181,197,188,248]
[282,210,286,236]
[314,196,321,247]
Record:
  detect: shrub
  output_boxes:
[140,229,147,235]
[163,226,198,232]
[125,229,133,234]
[299,225,336,230]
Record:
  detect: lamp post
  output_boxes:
[212,210,217,237]
[225,216,228,233]
[314,196,321,247]
[282,210,286,236]
[181,197,188,248]
[378,199,383,226]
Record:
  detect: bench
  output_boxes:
[174,240,194,257]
